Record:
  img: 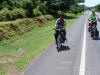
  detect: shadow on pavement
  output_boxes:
[58,45,70,52]
[94,36,100,40]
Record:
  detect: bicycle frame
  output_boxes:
[56,30,64,50]
[90,20,97,38]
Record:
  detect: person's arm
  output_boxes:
[55,18,59,26]
[53,25,57,30]
[63,19,66,29]
[53,19,57,30]
[97,15,100,21]
[89,13,91,20]
[95,12,98,20]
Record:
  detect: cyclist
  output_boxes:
[54,14,68,45]
[88,9,99,32]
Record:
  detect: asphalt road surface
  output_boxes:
[24,11,100,75]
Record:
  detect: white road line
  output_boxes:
[79,21,87,75]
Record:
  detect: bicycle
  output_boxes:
[53,28,66,51]
[89,20,99,39]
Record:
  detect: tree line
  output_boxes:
[0,0,85,21]
[95,4,100,12]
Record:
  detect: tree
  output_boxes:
[95,4,100,12]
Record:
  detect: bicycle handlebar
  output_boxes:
[53,28,64,31]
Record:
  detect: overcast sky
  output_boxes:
[84,0,100,7]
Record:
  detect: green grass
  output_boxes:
[0,12,83,75]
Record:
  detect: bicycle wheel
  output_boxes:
[57,35,62,51]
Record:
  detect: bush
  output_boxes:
[39,1,48,15]
[58,10,62,15]
[10,8,26,20]
[33,8,42,17]
[22,1,36,17]
[0,1,10,10]
[57,10,66,17]
[0,24,11,40]
[0,8,10,21]
[0,8,26,21]
[95,4,100,12]
[44,15,53,21]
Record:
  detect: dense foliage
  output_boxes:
[95,4,100,12]
[0,0,85,21]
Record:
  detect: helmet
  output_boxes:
[59,14,64,17]
[92,9,95,12]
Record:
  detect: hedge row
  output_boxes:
[0,8,26,21]
[0,8,44,21]
[0,15,53,41]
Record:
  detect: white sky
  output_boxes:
[84,0,100,7]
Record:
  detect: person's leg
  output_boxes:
[92,21,97,33]
[95,21,97,28]
[89,21,91,32]
[63,30,68,42]
[90,20,92,29]
[89,21,93,34]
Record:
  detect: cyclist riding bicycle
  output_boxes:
[88,9,99,32]
[54,14,68,45]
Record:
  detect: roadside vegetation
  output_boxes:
[86,4,100,12]
[0,0,85,75]
[95,4,100,12]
